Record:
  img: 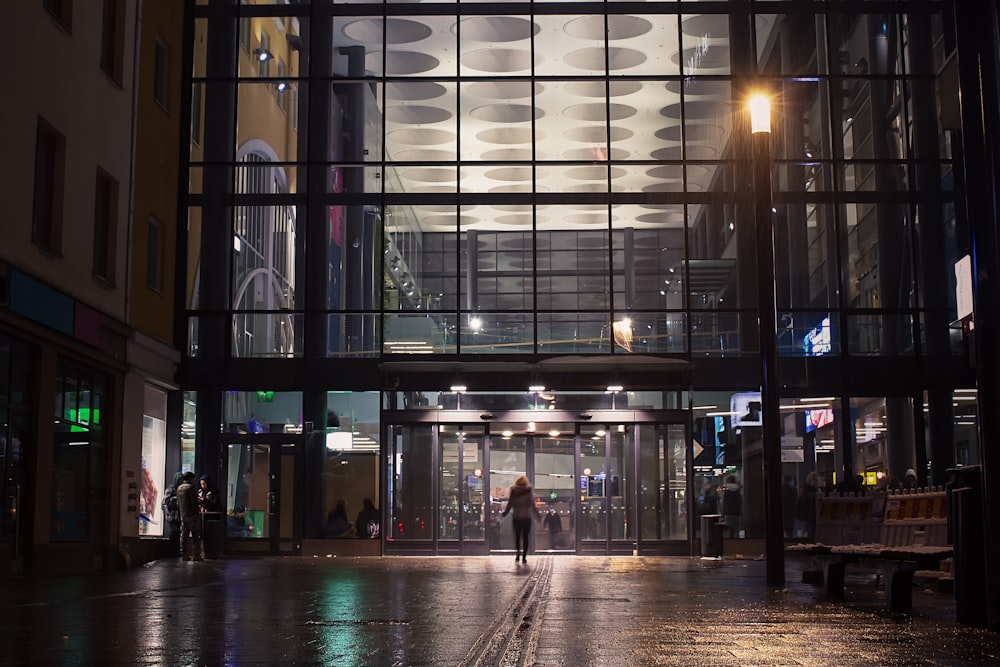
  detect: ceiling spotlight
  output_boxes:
[254,47,273,62]
[606,385,624,393]
[276,81,288,92]
[450,385,467,394]
[529,385,546,392]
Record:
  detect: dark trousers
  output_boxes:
[181,515,203,559]
[513,518,532,557]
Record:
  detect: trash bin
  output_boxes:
[701,514,724,557]
[202,511,225,559]
[948,465,987,626]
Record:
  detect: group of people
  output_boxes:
[161,471,223,562]
[323,498,381,539]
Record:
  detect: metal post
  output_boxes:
[750,95,786,586]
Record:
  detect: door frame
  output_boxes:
[384,408,693,555]
[219,433,304,555]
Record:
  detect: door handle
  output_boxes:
[267,491,277,515]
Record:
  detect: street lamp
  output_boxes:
[750,92,786,587]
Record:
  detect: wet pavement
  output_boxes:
[2,554,1000,666]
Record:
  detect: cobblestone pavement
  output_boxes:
[2,555,999,666]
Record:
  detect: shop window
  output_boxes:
[51,362,109,541]
[139,386,168,536]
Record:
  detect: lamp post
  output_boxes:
[750,93,786,586]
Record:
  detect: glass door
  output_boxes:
[224,438,301,554]
[488,431,527,552]
[532,426,576,552]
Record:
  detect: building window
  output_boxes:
[276,59,286,111]
[153,36,169,108]
[238,2,250,54]
[93,168,118,284]
[32,118,65,253]
[100,0,125,84]
[258,30,270,78]
[191,83,202,146]
[147,217,163,292]
[44,0,72,31]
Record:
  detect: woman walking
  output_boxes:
[501,476,541,564]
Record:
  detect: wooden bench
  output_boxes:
[787,488,952,611]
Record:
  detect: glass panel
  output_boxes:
[784,312,837,356]
[679,14,730,76]
[383,313,455,354]
[462,228,534,315]
[609,424,631,540]
[488,433,527,551]
[580,424,606,541]
[226,444,267,539]
[535,80,607,167]
[325,314,380,359]
[846,313,914,355]
[756,15,824,76]
[463,431,486,542]
[438,428,461,540]
[535,16,605,77]
[640,424,665,540]
[139,386,168,537]
[613,215,685,310]
[537,313,610,354]
[460,79,533,163]
[52,432,90,540]
[538,229,610,310]
[388,424,434,540]
[380,16,455,78]
[231,312,301,358]
[534,426,576,551]
[222,391,302,434]
[687,198,740,310]
[664,424,688,540]
[461,313,532,354]
[459,15,534,77]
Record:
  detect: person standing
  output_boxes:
[198,475,220,513]
[721,475,743,538]
[177,472,203,561]
[501,476,541,564]
[544,507,562,549]
[161,472,183,555]
[796,471,821,542]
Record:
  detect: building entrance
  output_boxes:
[385,412,691,556]
[221,436,302,556]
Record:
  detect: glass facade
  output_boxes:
[184,1,963,555]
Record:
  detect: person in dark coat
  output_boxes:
[796,471,821,542]
[177,472,203,561]
[198,474,221,513]
[161,471,183,555]
[501,476,541,564]
[354,498,380,539]
[323,499,352,537]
